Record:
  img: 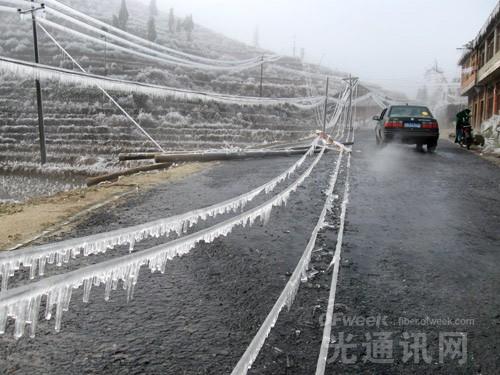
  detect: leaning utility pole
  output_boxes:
[342,75,359,131]
[19,2,47,164]
[259,55,264,97]
[322,77,329,133]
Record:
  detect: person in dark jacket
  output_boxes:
[455,109,471,143]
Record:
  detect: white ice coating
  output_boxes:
[315,153,351,375]
[0,146,326,339]
[42,7,279,70]
[0,56,326,109]
[39,0,280,66]
[0,4,17,12]
[39,23,165,152]
[273,65,343,82]
[0,139,320,290]
[327,86,351,138]
[38,18,273,72]
[0,0,28,8]
[231,148,345,375]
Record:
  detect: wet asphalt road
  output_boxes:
[1,128,499,374]
[325,130,500,374]
[0,145,341,374]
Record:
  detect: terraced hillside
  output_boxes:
[0,0,346,178]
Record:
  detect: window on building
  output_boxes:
[496,83,500,115]
[497,24,500,53]
[478,43,485,67]
[487,35,494,60]
[486,33,495,61]
[487,86,494,119]
[479,99,485,126]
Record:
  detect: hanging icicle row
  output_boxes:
[0,56,328,108]
[0,146,326,339]
[231,147,346,375]
[0,139,320,290]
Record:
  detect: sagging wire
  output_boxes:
[38,23,165,152]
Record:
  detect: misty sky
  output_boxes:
[156,0,499,97]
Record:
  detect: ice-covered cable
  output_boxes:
[0,4,16,12]
[0,147,326,339]
[38,19,267,72]
[231,149,345,375]
[273,65,343,82]
[0,140,320,290]
[37,0,281,66]
[42,7,277,69]
[315,152,351,375]
[0,56,326,109]
[38,23,165,152]
[0,0,27,7]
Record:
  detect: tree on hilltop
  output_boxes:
[168,8,175,33]
[149,0,158,17]
[147,16,157,42]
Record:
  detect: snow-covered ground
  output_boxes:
[0,173,84,202]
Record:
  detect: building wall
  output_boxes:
[460,8,500,129]
[467,80,500,129]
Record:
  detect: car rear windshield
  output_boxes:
[389,106,432,118]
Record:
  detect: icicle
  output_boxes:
[1,263,9,290]
[54,287,68,332]
[82,279,92,303]
[0,139,319,290]
[39,257,46,276]
[0,146,327,339]
[230,149,344,375]
[0,306,7,334]
[14,300,28,339]
[0,56,325,109]
[29,296,41,338]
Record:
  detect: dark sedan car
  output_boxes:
[373,105,439,152]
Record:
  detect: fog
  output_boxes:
[154,0,497,98]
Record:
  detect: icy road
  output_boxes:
[0,129,499,374]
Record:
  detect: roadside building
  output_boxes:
[459,3,500,130]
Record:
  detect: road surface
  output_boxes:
[0,128,499,374]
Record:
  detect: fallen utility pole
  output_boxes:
[19,2,47,164]
[155,148,327,163]
[86,162,172,187]
[119,153,157,161]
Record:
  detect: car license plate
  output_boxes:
[404,123,421,128]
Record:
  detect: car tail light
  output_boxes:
[422,121,439,129]
[384,121,403,128]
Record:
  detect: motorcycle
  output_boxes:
[460,124,473,150]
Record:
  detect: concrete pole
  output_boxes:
[31,0,46,164]
[323,77,329,133]
[259,56,264,97]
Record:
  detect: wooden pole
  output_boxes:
[86,162,172,187]
[155,148,326,163]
